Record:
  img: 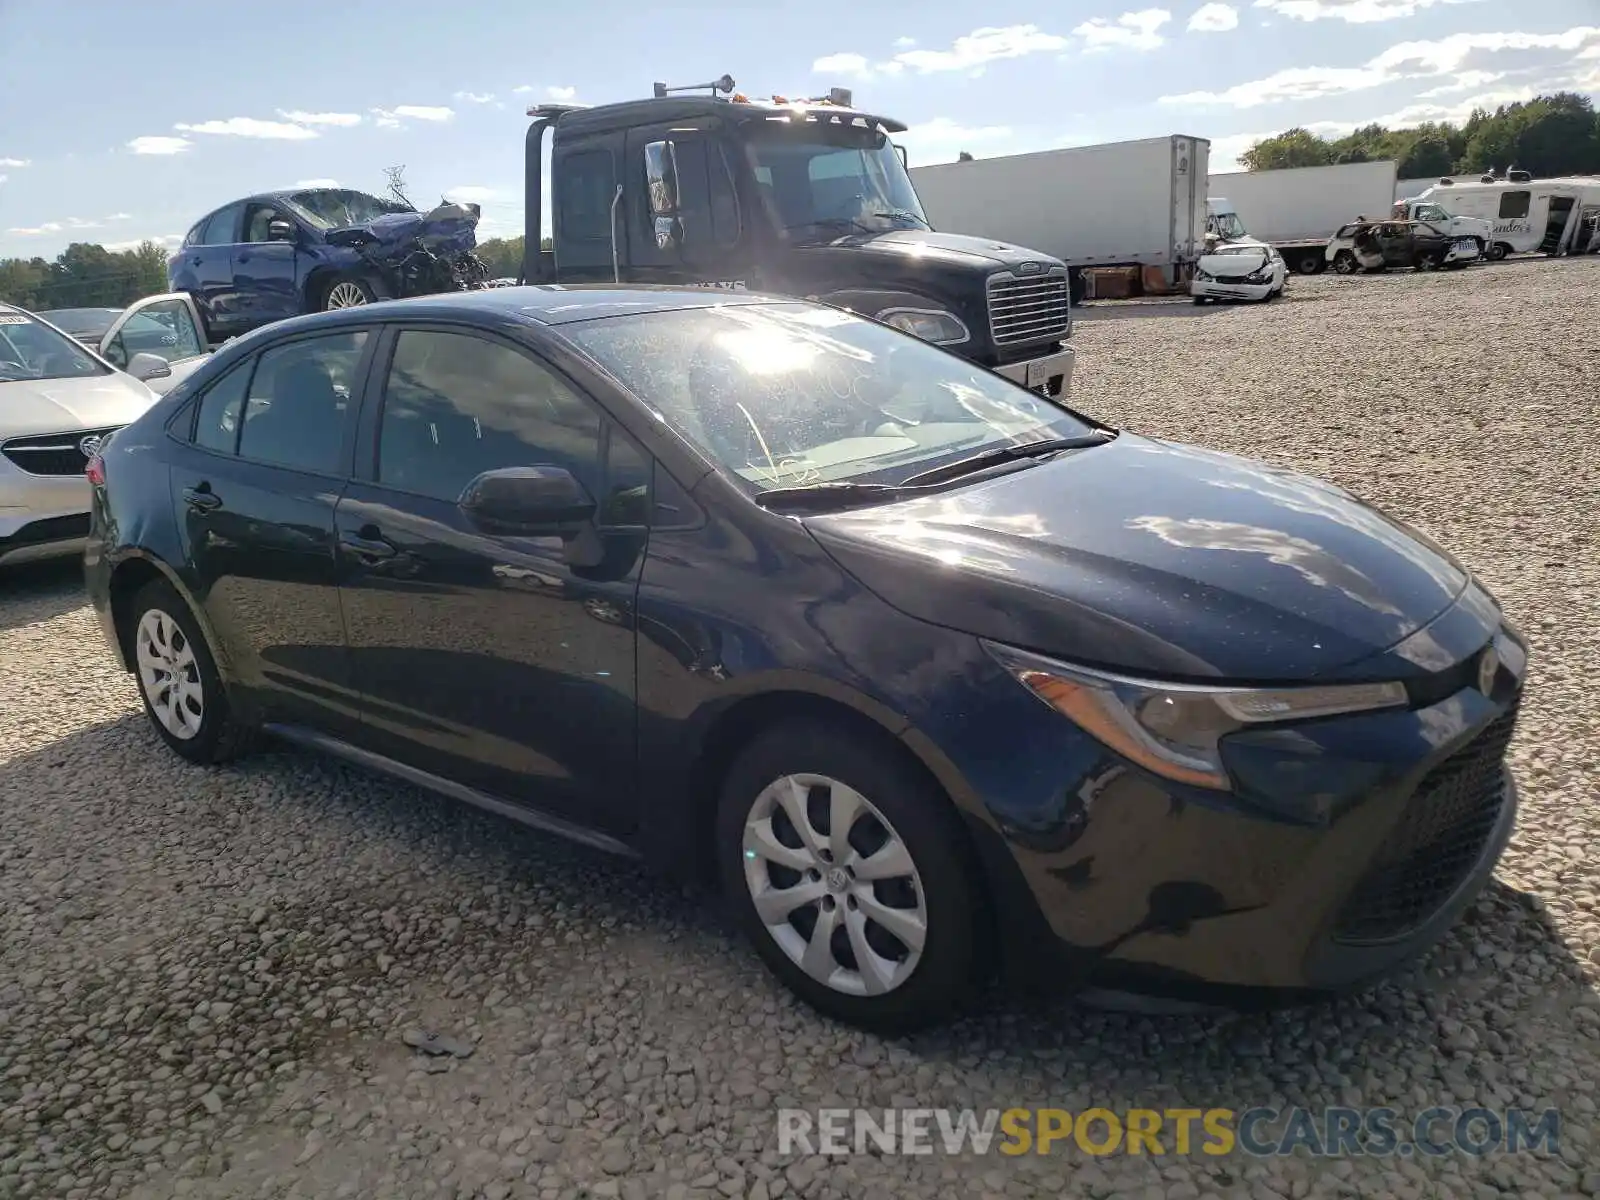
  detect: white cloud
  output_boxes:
[276,109,362,127]
[546,86,578,101]
[1417,68,1506,96]
[513,85,536,94]
[454,91,495,104]
[128,136,192,155]
[443,185,501,202]
[175,117,319,140]
[1189,3,1240,32]
[1373,86,1543,126]
[816,24,1071,78]
[293,178,341,187]
[0,156,29,168]
[107,212,133,221]
[894,36,917,48]
[1256,0,1479,23]
[0,176,8,186]
[1162,24,1600,107]
[898,117,1014,166]
[6,222,63,236]
[1076,9,1173,51]
[1208,121,1358,168]
[370,105,455,127]
[103,233,183,252]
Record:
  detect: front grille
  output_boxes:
[1,427,119,477]
[987,269,1071,347]
[1332,706,1519,944]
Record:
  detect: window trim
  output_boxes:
[355,322,650,526]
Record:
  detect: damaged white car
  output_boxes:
[1191,243,1288,305]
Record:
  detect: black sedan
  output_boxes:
[83,286,1527,1030]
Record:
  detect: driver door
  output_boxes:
[234,202,303,327]
[1378,223,1415,268]
[99,293,210,395]
[624,125,754,288]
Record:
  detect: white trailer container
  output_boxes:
[909,135,1211,295]
[1206,161,1399,275]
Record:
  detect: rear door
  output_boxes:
[99,293,209,394]
[168,326,376,736]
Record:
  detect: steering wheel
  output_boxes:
[0,359,29,378]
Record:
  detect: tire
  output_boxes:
[1293,252,1323,275]
[127,580,257,765]
[321,273,381,311]
[1332,250,1358,275]
[1192,296,1209,306]
[1488,242,1509,262]
[715,719,978,1033]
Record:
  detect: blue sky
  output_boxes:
[1,0,1596,260]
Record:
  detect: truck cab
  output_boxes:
[1390,199,1492,255]
[521,77,1075,397]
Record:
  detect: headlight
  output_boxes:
[877,306,970,345]
[1195,270,1214,282]
[984,641,1407,791]
[1245,267,1273,283]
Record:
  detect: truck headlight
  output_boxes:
[984,641,1407,791]
[876,306,970,345]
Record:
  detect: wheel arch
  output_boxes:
[106,551,227,677]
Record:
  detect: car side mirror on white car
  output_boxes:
[126,352,173,382]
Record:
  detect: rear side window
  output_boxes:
[192,362,252,454]
[376,329,603,504]
[236,332,368,474]
[1498,191,1531,220]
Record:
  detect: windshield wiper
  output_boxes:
[866,210,929,227]
[752,481,909,513]
[899,432,1115,488]
[785,217,876,239]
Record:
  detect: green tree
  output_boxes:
[1239,127,1335,170]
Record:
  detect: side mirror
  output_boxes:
[267,219,296,243]
[644,140,683,252]
[126,352,173,382]
[458,465,595,535]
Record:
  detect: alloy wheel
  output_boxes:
[741,773,928,997]
[325,282,370,309]
[135,609,204,740]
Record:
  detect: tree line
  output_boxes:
[0,241,171,311]
[1238,92,1600,179]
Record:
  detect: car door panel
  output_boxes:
[335,326,645,833]
[190,203,248,337]
[235,205,304,327]
[100,293,210,394]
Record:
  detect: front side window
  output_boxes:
[743,122,928,241]
[200,204,244,246]
[563,303,1096,493]
[0,310,109,383]
[377,330,603,504]
[671,139,741,249]
[1416,204,1450,222]
[105,300,205,369]
[558,152,618,242]
[236,332,367,473]
[1498,191,1531,220]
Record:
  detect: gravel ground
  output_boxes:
[2,258,1598,1200]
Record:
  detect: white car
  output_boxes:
[0,302,171,566]
[1191,243,1288,304]
[34,293,211,396]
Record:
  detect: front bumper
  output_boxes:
[0,466,94,566]
[993,347,1076,398]
[966,617,1526,1007]
[1192,278,1275,301]
[1443,241,1482,265]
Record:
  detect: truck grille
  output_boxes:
[987,269,1071,347]
[1332,706,1518,945]
[2,427,119,477]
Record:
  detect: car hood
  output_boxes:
[0,373,158,438]
[804,434,1469,682]
[802,228,1064,272]
[323,200,481,256]
[1199,247,1272,278]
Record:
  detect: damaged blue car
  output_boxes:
[167,187,489,342]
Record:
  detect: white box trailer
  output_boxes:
[1206,161,1399,275]
[909,135,1211,295]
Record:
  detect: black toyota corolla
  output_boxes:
[83,286,1526,1031]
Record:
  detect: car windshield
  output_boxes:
[0,310,110,383]
[742,121,929,242]
[564,302,1096,492]
[35,307,121,342]
[1210,211,1248,240]
[283,188,414,230]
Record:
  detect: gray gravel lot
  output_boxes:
[2,259,1598,1200]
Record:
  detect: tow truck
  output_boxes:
[519,74,1076,397]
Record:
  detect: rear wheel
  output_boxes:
[1293,252,1323,275]
[128,580,257,765]
[716,720,978,1032]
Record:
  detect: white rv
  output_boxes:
[1406,174,1600,259]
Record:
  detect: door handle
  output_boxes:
[340,526,397,563]
[182,484,222,512]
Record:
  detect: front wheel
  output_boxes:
[322,274,380,310]
[128,580,257,765]
[716,720,978,1033]
[1332,250,1358,274]
[1487,242,1510,262]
